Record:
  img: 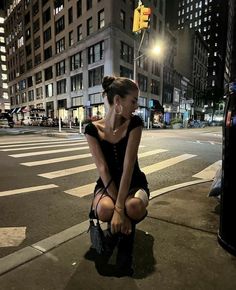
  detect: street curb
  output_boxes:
[0,180,211,277]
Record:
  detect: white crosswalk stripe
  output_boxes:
[38,153,195,179]
[9,146,89,157]
[0,139,85,149]
[1,138,220,200]
[1,142,87,152]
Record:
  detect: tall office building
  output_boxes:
[0,7,9,112]
[166,0,235,109]
[4,0,165,124]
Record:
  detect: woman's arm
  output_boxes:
[111,126,142,233]
[86,134,117,199]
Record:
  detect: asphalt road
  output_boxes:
[0,127,222,258]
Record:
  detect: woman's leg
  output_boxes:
[125,188,149,222]
[92,191,115,222]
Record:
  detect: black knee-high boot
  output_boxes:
[115,222,136,277]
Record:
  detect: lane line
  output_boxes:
[0,139,85,149]
[9,146,89,158]
[0,184,58,197]
[192,160,222,180]
[142,154,196,175]
[0,139,64,145]
[1,142,87,152]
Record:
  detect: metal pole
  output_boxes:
[79,120,82,134]
[58,117,61,132]
[134,40,137,82]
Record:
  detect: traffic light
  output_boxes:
[132,5,151,32]
[132,7,140,32]
[140,6,151,30]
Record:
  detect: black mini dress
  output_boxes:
[84,115,149,197]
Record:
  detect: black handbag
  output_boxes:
[88,179,112,254]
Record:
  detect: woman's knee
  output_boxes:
[95,197,114,221]
[125,197,146,221]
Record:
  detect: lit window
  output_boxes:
[213,71,216,75]
[0,17,4,24]
[214,52,217,56]
[2,74,7,80]
[212,80,215,86]
[3,83,8,89]
[1,55,6,61]
[3,92,8,99]
[0,46,6,53]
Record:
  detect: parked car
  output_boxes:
[0,113,14,128]
[22,116,42,126]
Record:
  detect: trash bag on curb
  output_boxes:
[208,167,222,197]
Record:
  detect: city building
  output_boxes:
[0,8,9,113]
[4,0,166,124]
[166,0,235,119]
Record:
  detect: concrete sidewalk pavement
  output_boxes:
[0,182,236,290]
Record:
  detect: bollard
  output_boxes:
[218,86,236,256]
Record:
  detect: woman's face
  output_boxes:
[120,89,139,119]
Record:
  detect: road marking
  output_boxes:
[0,139,63,145]
[21,153,92,166]
[9,146,89,158]
[38,149,169,179]
[65,182,95,197]
[20,148,167,167]
[142,154,196,175]
[1,142,87,152]
[64,149,169,197]
[38,164,97,179]
[0,227,26,247]
[0,184,58,197]
[0,139,85,149]
[192,160,222,180]
[150,179,210,199]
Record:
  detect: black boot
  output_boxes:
[115,223,136,277]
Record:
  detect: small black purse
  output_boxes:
[88,179,112,254]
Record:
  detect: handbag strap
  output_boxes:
[89,178,113,221]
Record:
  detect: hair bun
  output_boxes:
[102,76,116,91]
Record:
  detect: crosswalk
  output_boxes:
[0,137,221,199]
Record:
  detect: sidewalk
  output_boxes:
[0,182,236,290]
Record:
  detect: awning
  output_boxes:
[21,106,28,113]
[11,107,19,114]
[30,108,45,112]
[16,107,22,114]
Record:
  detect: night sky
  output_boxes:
[0,1,5,10]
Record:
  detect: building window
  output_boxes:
[87,17,93,35]
[56,60,65,76]
[36,87,43,99]
[44,46,52,60]
[71,73,83,91]
[45,66,53,81]
[35,71,42,84]
[120,66,133,79]
[55,16,65,34]
[89,93,103,104]
[56,37,65,54]
[88,41,104,64]
[44,27,51,43]
[57,79,67,94]
[88,66,104,87]
[77,24,83,41]
[68,7,73,24]
[25,11,30,25]
[35,53,41,66]
[43,7,51,25]
[27,59,32,70]
[27,76,33,87]
[33,1,39,16]
[120,10,125,29]
[25,43,32,56]
[153,14,157,30]
[33,18,40,33]
[151,61,160,76]
[34,36,40,50]
[77,0,82,17]
[54,0,64,15]
[138,74,147,92]
[87,0,92,10]
[151,79,159,94]
[70,52,83,70]
[25,28,31,40]
[98,9,105,29]
[72,96,83,106]
[120,41,134,64]
[28,90,34,101]
[69,31,74,46]
[45,83,53,98]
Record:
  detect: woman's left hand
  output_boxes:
[111,207,125,234]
